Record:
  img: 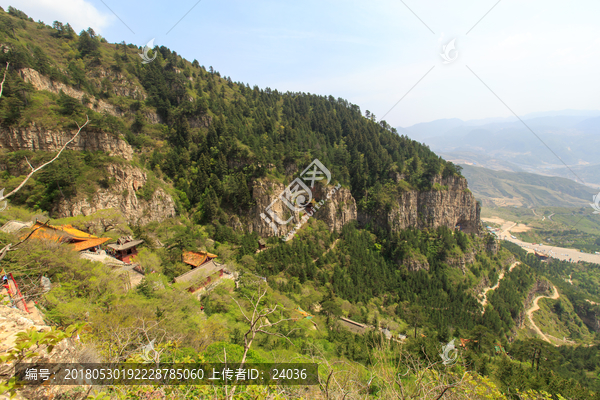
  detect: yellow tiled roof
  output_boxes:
[60,224,98,239]
[26,222,110,251]
[182,250,218,267]
[71,237,111,252]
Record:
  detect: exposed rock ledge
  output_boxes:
[0,123,133,160]
[357,175,481,234]
[250,175,480,238]
[19,68,121,117]
[53,164,176,225]
[248,179,356,237]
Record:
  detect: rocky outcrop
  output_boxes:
[250,174,480,238]
[143,110,163,125]
[446,248,477,273]
[249,179,357,237]
[54,164,176,225]
[579,307,600,332]
[402,255,430,272]
[486,237,499,254]
[576,301,600,332]
[86,68,146,100]
[18,68,123,117]
[0,304,99,400]
[357,175,480,234]
[0,123,133,160]
[312,184,357,232]
[249,179,298,237]
[188,115,212,129]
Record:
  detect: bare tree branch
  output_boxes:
[0,115,90,202]
[227,283,297,399]
[0,62,9,98]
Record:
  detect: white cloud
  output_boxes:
[1,0,115,33]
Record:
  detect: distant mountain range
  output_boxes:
[460,164,596,208]
[399,110,600,186]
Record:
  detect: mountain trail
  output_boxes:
[526,285,560,344]
[479,261,519,313]
[313,238,340,263]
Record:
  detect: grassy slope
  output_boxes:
[531,295,595,345]
[461,164,595,208]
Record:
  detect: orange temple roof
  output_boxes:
[182,250,218,267]
[25,221,110,251]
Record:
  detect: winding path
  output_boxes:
[526,285,560,344]
[479,262,520,313]
[313,238,340,263]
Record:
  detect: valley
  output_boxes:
[483,216,600,263]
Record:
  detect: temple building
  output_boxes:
[107,236,144,264]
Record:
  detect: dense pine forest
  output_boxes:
[0,7,599,399]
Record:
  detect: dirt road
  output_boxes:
[482,217,600,264]
[479,262,519,313]
[526,285,559,344]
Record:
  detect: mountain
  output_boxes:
[0,8,599,400]
[0,9,477,237]
[543,163,600,186]
[402,111,600,178]
[460,165,596,208]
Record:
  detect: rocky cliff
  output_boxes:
[19,68,122,116]
[578,301,600,332]
[250,175,480,238]
[18,67,147,116]
[249,179,299,237]
[53,164,176,225]
[0,123,134,160]
[357,175,480,234]
[248,179,357,237]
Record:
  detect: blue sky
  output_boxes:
[2,0,600,126]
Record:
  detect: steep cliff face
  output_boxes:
[53,164,176,225]
[401,253,430,272]
[249,179,297,237]
[580,309,600,332]
[18,67,162,124]
[312,184,357,232]
[446,248,477,273]
[248,179,357,237]
[357,176,480,234]
[0,123,134,160]
[249,175,480,238]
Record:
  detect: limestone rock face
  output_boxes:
[357,175,480,234]
[0,123,133,160]
[19,68,124,116]
[446,248,477,273]
[249,179,299,238]
[250,175,481,239]
[580,306,600,332]
[403,256,430,272]
[312,184,357,232]
[53,164,176,225]
[0,304,100,400]
[249,179,358,237]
